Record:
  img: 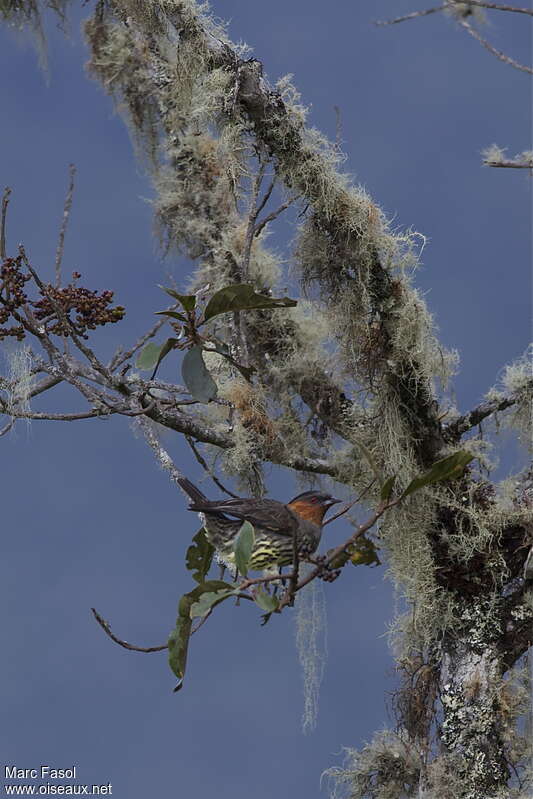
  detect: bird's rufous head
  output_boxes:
[287,490,340,525]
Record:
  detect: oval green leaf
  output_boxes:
[190,589,236,618]
[151,337,179,378]
[186,528,215,584]
[233,520,255,577]
[155,310,188,323]
[168,580,236,686]
[402,451,474,499]
[168,597,194,683]
[159,285,196,312]
[181,346,218,403]
[254,589,279,613]
[203,283,297,323]
[349,534,381,567]
[136,342,163,370]
[380,475,396,502]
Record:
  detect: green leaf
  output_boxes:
[402,451,474,499]
[185,528,215,584]
[349,534,381,567]
[167,580,236,687]
[135,338,178,374]
[254,589,279,613]
[152,337,179,377]
[181,346,218,403]
[190,588,236,618]
[380,475,396,502]
[155,310,188,323]
[326,533,381,569]
[233,520,255,577]
[159,286,196,312]
[202,283,297,323]
[326,549,351,569]
[167,594,194,684]
[136,342,163,370]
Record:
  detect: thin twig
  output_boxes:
[458,0,533,15]
[1,187,12,260]
[242,160,267,278]
[136,414,185,489]
[238,572,292,592]
[1,373,62,401]
[334,105,342,149]
[28,375,63,399]
[323,499,358,526]
[91,608,167,653]
[254,175,276,219]
[323,479,377,526]
[375,5,446,25]
[375,1,533,28]
[121,399,157,417]
[253,195,299,238]
[458,17,533,74]
[124,375,189,395]
[14,305,115,411]
[191,609,213,634]
[1,408,115,422]
[484,159,533,169]
[185,435,239,497]
[109,315,169,371]
[444,379,533,440]
[55,164,76,288]
[0,419,15,437]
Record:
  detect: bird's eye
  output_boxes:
[312,496,319,504]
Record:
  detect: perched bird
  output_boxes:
[178,477,340,571]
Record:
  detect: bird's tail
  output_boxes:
[178,476,208,507]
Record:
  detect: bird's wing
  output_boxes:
[199,498,297,534]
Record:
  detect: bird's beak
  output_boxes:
[326,498,341,507]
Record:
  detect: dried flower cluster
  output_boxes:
[0,255,124,341]
[0,256,32,340]
[32,281,124,337]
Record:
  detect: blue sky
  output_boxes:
[1,2,530,797]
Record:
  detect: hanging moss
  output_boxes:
[1,345,34,425]
[0,0,69,68]
[486,347,532,452]
[324,731,422,799]
[295,569,328,734]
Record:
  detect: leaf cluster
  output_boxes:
[136,282,296,401]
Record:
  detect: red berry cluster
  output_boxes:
[0,256,125,341]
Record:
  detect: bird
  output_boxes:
[178,477,340,572]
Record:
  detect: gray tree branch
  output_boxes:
[444,378,533,440]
